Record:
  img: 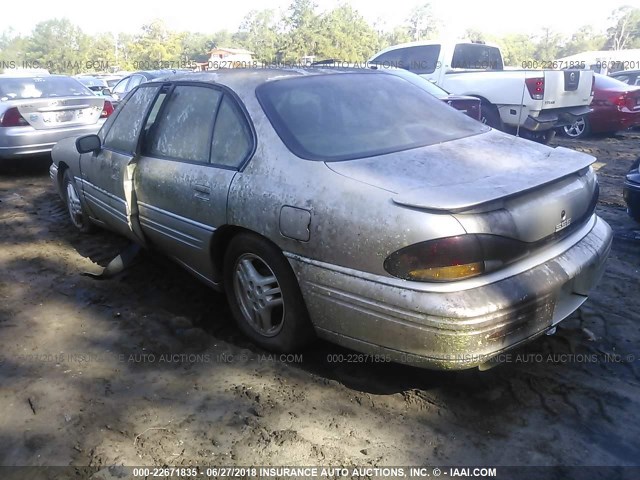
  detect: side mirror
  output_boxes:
[101,88,112,96]
[76,134,102,154]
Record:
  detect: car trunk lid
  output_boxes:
[326,130,598,243]
[13,97,104,129]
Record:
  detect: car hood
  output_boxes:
[325,130,595,212]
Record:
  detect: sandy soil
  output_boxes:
[0,132,639,474]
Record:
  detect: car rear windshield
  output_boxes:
[451,44,503,70]
[0,76,91,101]
[256,73,487,161]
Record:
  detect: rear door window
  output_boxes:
[451,44,503,70]
[210,95,253,168]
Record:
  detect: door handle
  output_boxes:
[193,183,211,201]
[193,184,211,194]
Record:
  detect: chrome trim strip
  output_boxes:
[83,190,123,219]
[169,255,220,289]
[139,217,203,249]
[138,201,215,232]
[77,178,126,205]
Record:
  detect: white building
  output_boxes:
[207,48,254,69]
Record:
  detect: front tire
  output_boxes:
[223,233,314,352]
[63,169,94,233]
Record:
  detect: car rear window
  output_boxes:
[256,73,487,162]
[451,44,503,70]
[0,76,91,101]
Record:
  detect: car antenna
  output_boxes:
[516,74,527,138]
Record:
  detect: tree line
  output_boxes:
[0,0,639,75]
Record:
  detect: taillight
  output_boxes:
[0,107,29,127]
[101,100,114,118]
[525,77,544,100]
[615,93,639,110]
[612,94,626,109]
[591,76,595,97]
[384,234,530,282]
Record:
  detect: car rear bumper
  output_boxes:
[0,121,103,160]
[525,106,593,131]
[288,214,612,370]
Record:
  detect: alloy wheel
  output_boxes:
[66,180,85,229]
[232,253,285,337]
[563,117,586,138]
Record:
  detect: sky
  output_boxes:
[0,0,637,38]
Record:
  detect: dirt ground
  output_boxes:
[0,132,639,474]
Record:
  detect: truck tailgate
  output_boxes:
[542,69,593,109]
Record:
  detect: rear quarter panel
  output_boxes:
[225,95,465,277]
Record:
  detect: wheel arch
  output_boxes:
[210,225,285,281]
[56,162,70,202]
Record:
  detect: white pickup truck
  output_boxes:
[369,41,594,143]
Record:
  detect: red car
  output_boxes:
[561,74,640,138]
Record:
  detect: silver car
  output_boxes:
[0,75,112,160]
[50,69,612,370]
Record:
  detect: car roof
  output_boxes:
[75,75,107,85]
[133,70,189,79]
[149,67,386,91]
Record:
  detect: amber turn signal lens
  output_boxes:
[384,234,529,283]
[409,262,485,281]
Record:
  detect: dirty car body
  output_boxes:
[50,68,612,370]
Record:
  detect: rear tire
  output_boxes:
[480,102,503,130]
[223,233,315,352]
[520,129,557,145]
[63,169,94,233]
[561,116,590,139]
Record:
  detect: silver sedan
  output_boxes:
[50,68,612,370]
[0,74,112,160]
